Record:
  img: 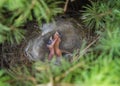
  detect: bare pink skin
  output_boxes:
[47,32,62,60]
[47,37,57,60]
[54,32,62,57]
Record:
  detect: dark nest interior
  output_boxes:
[0,0,96,68]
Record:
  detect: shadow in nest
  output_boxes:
[0,20,40,68]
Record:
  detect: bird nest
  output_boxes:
[0,19,97,68]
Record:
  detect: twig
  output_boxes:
[73,35,100,62]
[64,0,69,12]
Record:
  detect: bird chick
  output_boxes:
[54,32,62,57]
[47,36,57,60]
[47,32,62,64]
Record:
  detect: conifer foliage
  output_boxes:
[0,0,63,44]
[0,0,120,86]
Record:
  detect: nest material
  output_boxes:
[0,19,96,68]
[0,21,40,68]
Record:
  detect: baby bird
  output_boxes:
[47,32,62,62]
[54,32,62,57]
[47,36,57,60]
